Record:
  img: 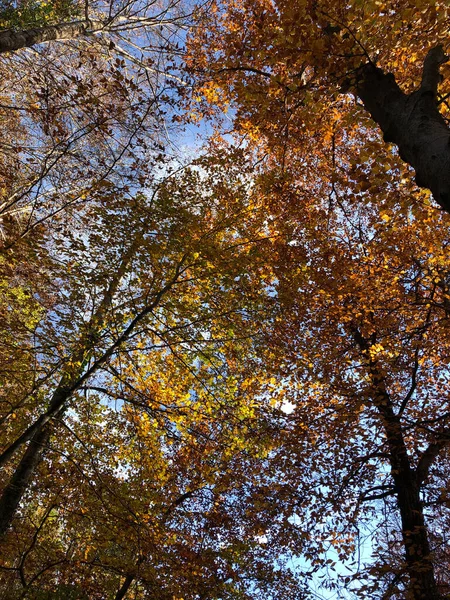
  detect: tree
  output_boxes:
[0,147,307,598]
[0,0,188,55]
[0,5,312,596]
[0,0,190,248]
[260,179,450,599]
[185,2,450,598]
[3,0,450,598]
[187,0,450,212]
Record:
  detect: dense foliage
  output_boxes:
[1,0,450,598]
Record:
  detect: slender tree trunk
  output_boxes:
[356,45,450,214]
[353,328,442,599]
[0,423,52,536]
[394,471,439,600]
[0,368,78,537]
[115,575,135,600]
[380,407,440,599]
[0,19,101,54]
[381,407,440,599]
[0,233,144,537]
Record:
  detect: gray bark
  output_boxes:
[356,46,450,214]
[0,20,100,53]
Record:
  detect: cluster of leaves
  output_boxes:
[0,0,80,30]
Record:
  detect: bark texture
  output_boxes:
[356,46,450,214]
[376,406,441,599]
[0,20,98,53]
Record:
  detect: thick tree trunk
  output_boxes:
[0,20,100,53]
[356,46,450,214]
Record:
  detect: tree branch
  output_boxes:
[420,45,448,96]
[398,347,420,417]
[416,428,450,484]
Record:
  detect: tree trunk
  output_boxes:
[356,46,450,214]
[394,471,440,600]
[0,245,184,538]
[0,423,52,537]
[0,20,100,54]
[353,327,443,599]
[0,234,141,537]
[115,575,135,600]
[381,408,441,599]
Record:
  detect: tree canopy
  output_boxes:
[1,0,450,599]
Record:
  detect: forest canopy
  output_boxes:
[0,0,449,599]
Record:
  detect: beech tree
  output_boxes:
[0,148,307,598]
[187,0,450,212]
[185,1,450,599]
[252,172,450,599]
[0,5,310,597]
